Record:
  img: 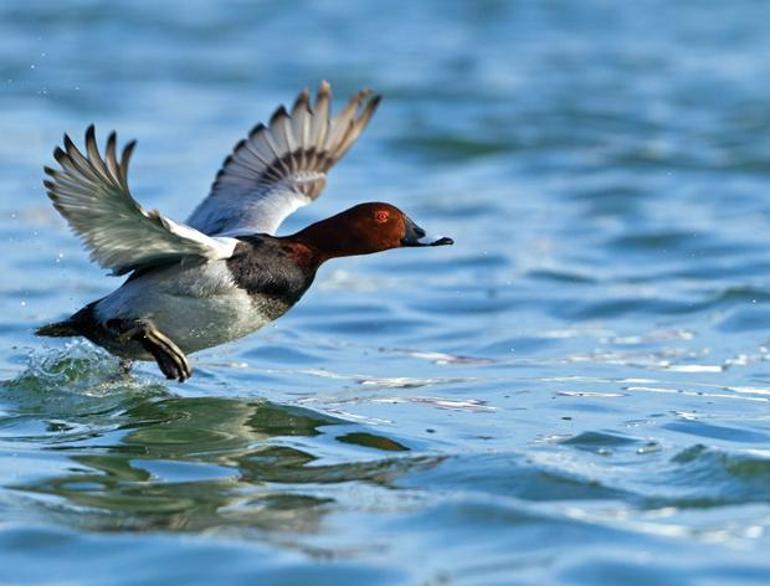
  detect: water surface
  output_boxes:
[3,1,770,584]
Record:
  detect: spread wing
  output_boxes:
[186,81,381,236]
[44,126,236,275]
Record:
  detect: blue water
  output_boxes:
[3,1,770,583]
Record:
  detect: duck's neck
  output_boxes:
[283,218,371,264]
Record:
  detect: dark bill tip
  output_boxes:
[401,215,453,248]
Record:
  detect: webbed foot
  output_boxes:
[111,319,191,382]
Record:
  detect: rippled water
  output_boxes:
[4,1,770,583]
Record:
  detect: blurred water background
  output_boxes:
[3,1,770,584]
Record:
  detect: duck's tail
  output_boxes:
[36,304,96,338]
[36,319,81,337]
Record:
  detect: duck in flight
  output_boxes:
[36,82,453,381]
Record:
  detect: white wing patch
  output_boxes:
[188,178,314,237]
[44,126,236,275]
[186,81,381,236]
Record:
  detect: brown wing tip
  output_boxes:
[248,122,267,140]
[269,104,289,126]
[105,131,117,156]
[62,133,76,152]
[123,139,137,158]
[43,179,59,198]
[292,87,310,114]
[316,81,332,107]
[350,87,372,104]
[364,94,383,117]
[118,139,137,185]
[53,146,68,164]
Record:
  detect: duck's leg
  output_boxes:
[112,319,191,382]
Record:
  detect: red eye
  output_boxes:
[375,210,390,223]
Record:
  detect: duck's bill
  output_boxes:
[424,235,454,246]
[401,217,454,247]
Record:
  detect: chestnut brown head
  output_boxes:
[292,202,453,261]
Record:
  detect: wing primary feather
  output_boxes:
[291,87,310,116]
[62,135,102,183]
[268,105,294,167]
[44,126,237,275]
[105,131,121,182]
[269,105,289,127]
[53,146,66,164]
[84,125,112,182]
[248,123,265,139]
[292,90,312,168]
[241,134,275,167]
[311,80,331,150]
[119,140,136,190]
[277,106,296,158]
[336,94,382,159]
[330,119,357,163]
[329,88,369,145]
[260,121,292,175]
[187,81,380,237]
[326,89,368,154]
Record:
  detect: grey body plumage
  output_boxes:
[50,236,315,362]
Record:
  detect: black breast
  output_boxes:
[226,236,317,309]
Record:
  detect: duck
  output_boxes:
[36,81,453,382]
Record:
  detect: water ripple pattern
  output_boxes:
[3,1,770,584]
